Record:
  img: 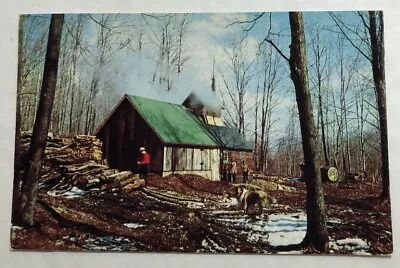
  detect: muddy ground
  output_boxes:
[10,174,393,255]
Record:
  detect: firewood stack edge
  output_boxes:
[20,132,145,195]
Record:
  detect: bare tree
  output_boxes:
[329,11,389,199]
[368,11,389,199]
[14,14,64,226]
[288,12,329,252]
[19,15,49,131]
[12,15,25,222]
[220,35,254,135]
[83,14,134,134]
[256,42,282,171]
[309,26,330,166]
[227,12,329,251]
[144,14,191,91]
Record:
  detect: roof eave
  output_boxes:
[163,142,220,149]
[93,94,129,136]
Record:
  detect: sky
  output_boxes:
[107,12,372,142]
[23,11,376,147]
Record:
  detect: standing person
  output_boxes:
[222,162,228,182]
[137,147,150,184]
[241,160,249,183]
[230,159,237,183]
[227,161,232,182]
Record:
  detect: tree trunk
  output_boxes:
[15,14,64,226]
[368,11,389,199]
[318,89,329,166]
[12,15,25,222]
[254,85,259,170]
[288,12,329,252]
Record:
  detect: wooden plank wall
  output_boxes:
[96,99,164,173]
[164,147,216,171]
[163,146,220,180]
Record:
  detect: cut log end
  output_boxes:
[321,167,338,182]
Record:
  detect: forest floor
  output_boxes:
[10,173,393,255]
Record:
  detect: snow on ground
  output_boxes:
[289,177,302,183]
[220,197,238,207]
[209,211,355,254]
[211,212,307,247]
[11,225,24,231]
[123,223,145,229]
[47,187,86,199]
[265,213,307,246]
[81,236,143,251]
[199,237,228,253]
[276,250,304,254]
[186,201,205,209]
[330,238,371,255]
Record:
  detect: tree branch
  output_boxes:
[264,39,290,62]
[87,14,113,31]
[225,13,265,32]
[328,12,372,62]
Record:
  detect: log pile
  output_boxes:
[20,132,145,194]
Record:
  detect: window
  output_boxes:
[240,152,246,162]
[205,115,225,126]
[222,151,229,163]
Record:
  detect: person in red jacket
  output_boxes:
[138,147,150,182]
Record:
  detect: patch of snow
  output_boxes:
[276,250,304,254]
[201,237,227,253]
[289,177,302,183]
[86,246,109,251]
[213,212,307,247]
[384,230,392,236]
[222,197,238,207]
[330,237,371,254]
[265,213,307,246]
[186,201,205,209]
[47,187,86,199]
[353,251,373,256]
[39,182,49,189]
[82,236,143,251]
[277,184,296,191]
[123,223,145,229]
[327,218,342,224]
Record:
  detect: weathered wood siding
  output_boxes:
[96,99,164,173]
[163,147,220,180]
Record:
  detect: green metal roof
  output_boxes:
[127,95,218,147]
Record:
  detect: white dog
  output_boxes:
[236,186,269,215]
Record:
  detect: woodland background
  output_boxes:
[1,0,400,268]
[18,11,383,182]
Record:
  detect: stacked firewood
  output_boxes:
[20,132,144,194]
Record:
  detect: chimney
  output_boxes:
[182,91,222,117]
[211,52,216,93]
